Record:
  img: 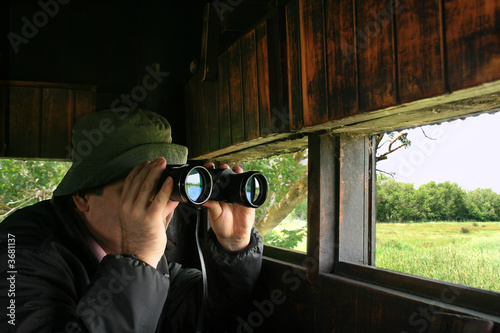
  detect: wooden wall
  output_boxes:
[183,0,500,332]
[185,18,286,159]
[184,0,500,160]
[0,81,95,159]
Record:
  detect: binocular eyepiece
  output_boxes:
[157,165,268,208]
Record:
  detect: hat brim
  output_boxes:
[53,143,188,196]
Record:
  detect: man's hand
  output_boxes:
[120,157,178,268]
[203,163,255,251]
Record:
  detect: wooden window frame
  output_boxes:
[263,130,500,322]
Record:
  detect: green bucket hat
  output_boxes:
[53,108,188,196]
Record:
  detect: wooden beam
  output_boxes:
[338,134,371,265]
[307,133,339,286]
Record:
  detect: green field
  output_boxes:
[377,222,500,293]
[266,219,500,293]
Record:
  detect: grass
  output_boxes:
[265,220,500,293]
[376,222,500,293]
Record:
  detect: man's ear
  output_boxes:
[72,193,90,213]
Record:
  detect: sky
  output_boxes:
[376,111,500,194]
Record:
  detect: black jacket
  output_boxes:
[0,199,262,332]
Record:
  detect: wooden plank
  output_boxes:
[397,0,447,103]
[184,80,194,155]
[285,0,304,131]
[337,262,500,322]
[185,72,203,159]
[228,40,244,144]
[324,0,358,119]
[299,0,328,126]
[356,0,397,111]
[198,80,210,156]
[204,81,219,153]
[338,134,371,265]
[240,29,260,141]
[8,86,41,158]
[74,89,96,124]
[0,84,7,156]
[41,88,73,158]
[445,0,500,91]
[256,20,273,136]
[307,134,339,287]
[191,73,202,158]
[217,51,231,149]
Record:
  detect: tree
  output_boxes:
[244,149,308,236]
[376,178,500,223]
[416,181,468,221]
[466,188,500,221]
[376,175,419,222]
[0,159,70,221]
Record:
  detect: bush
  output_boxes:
[263,227,306,249]
[290,199,307,220]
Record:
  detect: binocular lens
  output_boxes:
[245,174,266,207]
[159,165,212,205]
[209,169,268,208]
[186,168,205,202]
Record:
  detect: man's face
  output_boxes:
[81,180,125,253]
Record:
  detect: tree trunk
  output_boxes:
[254,168,308,235]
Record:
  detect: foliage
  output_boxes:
[0,159,71,221]
[263,227,306,249]
[291,199,307,220]
[244,149,308,236]
[466,188,500,221]
[376,174,500,222]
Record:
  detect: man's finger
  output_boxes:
[203,162,215,170]
[123,158,161,205]
[122,161,149,199]
[232,165,243,174]
[151,175,175,215]
[134,158,166,207]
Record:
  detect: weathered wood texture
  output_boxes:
[0,84,7,157]
[254,258,499,332]
[307,134,339,286]
[185,19,284,159]
[0,81,96,159]
[185,0,500,160]
[338,134,372,265]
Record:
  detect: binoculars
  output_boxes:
[157,165,268,208]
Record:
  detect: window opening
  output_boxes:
[244,148,308,252]
[373,112,500,293]
[0,159,71,222]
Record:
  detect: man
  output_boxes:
[0,109,263,332]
